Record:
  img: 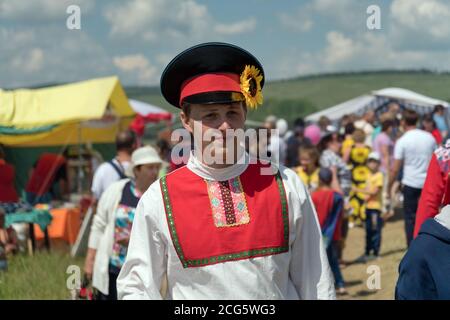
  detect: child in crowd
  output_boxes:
[295,145,320,192]
[312,168,347,295]
[353,152,384,261]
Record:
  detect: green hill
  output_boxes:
[127,70,450,125]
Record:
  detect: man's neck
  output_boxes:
[404,126,417,132]
[116,151,131,163]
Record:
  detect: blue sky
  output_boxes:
[1,0,450,88]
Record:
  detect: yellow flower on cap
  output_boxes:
[240,65,263,109]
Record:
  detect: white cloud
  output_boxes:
[113,54,158,85]
[323,31,356,66]
[272,29,450,80]
[312,0,366,30]
[104,0,256,43]
[279,0,366,33]
[0,25,113,88]
[0,0,94,21]
[11,48,44,73]
[391,0,450,40]
[273,0,450,79]
[113,55,148,72]
[155,53,174,67]
[104,0,210,42]
[214,17,257,35]
[278,12,313,33]
[320,31,435,72]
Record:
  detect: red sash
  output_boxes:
[160,162,289,268]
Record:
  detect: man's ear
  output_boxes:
[180,111,193,134]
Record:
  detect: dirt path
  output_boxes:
[339,211,408,300]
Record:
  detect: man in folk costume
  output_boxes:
[117,43,335,300]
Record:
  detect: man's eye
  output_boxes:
[204,114,216,119]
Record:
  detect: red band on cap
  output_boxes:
[179,73,241,106]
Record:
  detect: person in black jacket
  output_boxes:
[395,205,450,300]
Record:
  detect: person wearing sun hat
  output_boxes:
[84,146,162,300]
[117,42,335,300]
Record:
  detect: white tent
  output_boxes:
[129,99,173,120]
[373,88,449,108]
[306,87,449,122]
[305,95,376,122]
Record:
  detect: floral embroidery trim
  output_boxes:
[205,177,250,228]
[160,172,289,268]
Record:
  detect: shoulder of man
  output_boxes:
[277,164,309,201]
[135,178,168,225]
[93,161,112,175]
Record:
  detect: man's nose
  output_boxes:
[217,117,232,131]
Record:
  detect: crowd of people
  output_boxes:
[259,103,448,296]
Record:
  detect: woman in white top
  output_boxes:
[84,146,162,299]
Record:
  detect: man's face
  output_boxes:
[180,102,247,165]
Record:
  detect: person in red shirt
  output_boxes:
[312,167,346,295]
[415,140,450,238]
[25,153,68,205]
[423,115,442,146]
[0,145,19,203]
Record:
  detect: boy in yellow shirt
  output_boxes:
[352,152,384,261]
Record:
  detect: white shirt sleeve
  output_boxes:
[91,164,107,200]
[284,168,336,299]
[117,182,168,300]
[394,137,405,161]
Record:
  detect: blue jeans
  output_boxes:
[365,209,382,256]
[326,241,345,289]
[402,185,422,247]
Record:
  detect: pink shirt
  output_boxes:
[373,132,394,173]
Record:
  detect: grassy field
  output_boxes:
[126,71,450,124]
[0,249,84,300]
